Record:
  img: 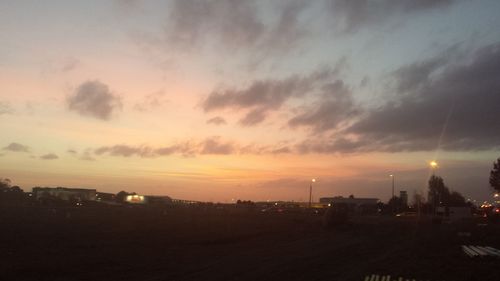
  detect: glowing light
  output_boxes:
[126,194,145,203]
[430,161,438,169]
[312,179,316,183]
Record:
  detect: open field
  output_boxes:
[1,206,500,281]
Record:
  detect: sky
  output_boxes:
[1,0,500,203]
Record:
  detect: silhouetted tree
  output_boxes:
[490,157,500,192]
[427,175,467,209]
[116,191,129,202]
[0,178,11,190]
[10,186,23,193]
[388,196,407,213]
[0,180,26,205]
[427,175,450,208]
[449,191,467,207]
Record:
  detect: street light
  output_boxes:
[309,178,316,208]
[430,161,438,174]
[389,174,394,200]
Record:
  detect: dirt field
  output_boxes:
[1,205,499,281]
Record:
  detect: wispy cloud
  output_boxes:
[165,0,310,54]
[206,116,227,126]
[93,137,293,158]
[133,90,168,112]
[326,0,458,33]
[40,153,59,160]
[288,79,358,133]
[3,142,30,153]
[0,102,14,115]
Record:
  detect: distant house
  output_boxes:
[319,196,379,214]
[145,195,172,205]
[32,187,96,201]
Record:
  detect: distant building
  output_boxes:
[125,194,172,205]
[436,206,472,221]
[145,195,172,205]
[125,194,145,204]
[319,196,379,214]
[400,191,408,207]
[96,192,116,202]
[32,187,96,201]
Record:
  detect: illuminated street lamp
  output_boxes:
[389,174,395,200]
[309,178,316,208]
[430,161,438,174]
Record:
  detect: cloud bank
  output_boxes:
[298,42,500,153]
[202,67,336,126]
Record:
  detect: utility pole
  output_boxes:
[309,179,316,208]
[392,175,394,198]
[390,174,395,214]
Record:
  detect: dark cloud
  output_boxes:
[327,0,457,33]
[203,75,312,111]
[300,42,500,154]
[202,67,335,125]
[0,102,14,115]
[288,80,358,133]
[94,144,186,158]
[67,80,122,120]
[40,153,59,160]
[200,137,234,155]
[165,0,309,53]
[154,144,192,157]
[206,116,227,126]
[295,137,372,154]
[167,0,263,50]
[92,137,295,158]
[93,138,232,158]
[95,145,153,158]
[256,1,309,53]
[67,149,77,154]
[3,142,30,153]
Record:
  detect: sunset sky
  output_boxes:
[1,0,500,202]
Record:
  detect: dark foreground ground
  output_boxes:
[1,206,499,281]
